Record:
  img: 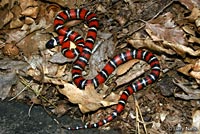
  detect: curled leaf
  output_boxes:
[58,83,119,113]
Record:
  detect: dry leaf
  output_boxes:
[179,0,200,10]
[19,0,39,10]
[146,12,187,45]
[188,36,200,44]
[21,6,39,18]
[178,60,200,84]
[58,83,119,113]
[116,61,150,86]
[3,43,20,57]
[163,41,200,57]
[177,64,193,76]
[0,72,17,100]
[191,110,200,131]
[44,0,86,8]
[186,7,200,22]
[182,25,195,36]
[51,103,68,117]
[173,79,200,100]
[6,30,27,43]
[127,37,175,55]
[25,17,35,25]
[10,18,23,29]
[196,17,200,28]
[0,58,27,100]
[190,59,200,81]
[0,10,14,29]
[117,59,139,75]
[144,12,200,57]
[192,59,200,71]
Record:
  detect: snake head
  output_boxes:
[46,37,58,49]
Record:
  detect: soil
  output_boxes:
[0,100,121,134]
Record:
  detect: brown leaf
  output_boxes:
[9,18,23,29]
[0,58,27,100]
[3,43,20,57]
[163,41,200,57]
[179,0,200,10]
[58,83,119,113]
[117,59,139,76]
[177,64,193,76]
[188,36,200,44]
[146,12,187,45]
[182,25,195,36]
[19,0,39,11]
[0,10,14,29]
[127,37,175,55]
[116,61,150,87]
[186,7,200,22]
[173,79,200,100]
[192,59,200,71]
[21,7,39,18]
[16,31,49,57]
[192,110,200,130]
[144,12,200,57]
[44,0,86,9]
[190,59,200,81]
[0,72,17,100]
[51,103,68,117]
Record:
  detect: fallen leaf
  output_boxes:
[116,61,150,86]
[58,83,119,113]
[146,12,187,45]
[117,59,139,76]
[160,111,169,122]
[191,110,200,131]
[178,60,200,83]
[9,18,23,29]
[173,79,200,100]
[127,37,175,55]
[51,103,68,117]
[43,0,86,8]
[19,0,39,11]
[190,59,200,82]
[0,10,14,29]
[182,25,195,36]
[186,7,200,22]
[0,72,17,100]
[179,0,200,10]
[3,43,20,57]
[177,64,193,76]
[191,59,200,71]
[0,58,27,100]
[21,6,39,18]
[188,36,200,44]
[163,41,200,57]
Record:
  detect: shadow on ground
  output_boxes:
[0,101,121,134]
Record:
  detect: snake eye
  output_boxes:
[46,39,55,49]
[46,37,59,49]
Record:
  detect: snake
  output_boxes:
[46,8,161,130]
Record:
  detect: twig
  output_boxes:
[9,79,33,101]
[134,95,148,134]
[28,103,34,117]
[150,0,174,21]
[117,0,174,45]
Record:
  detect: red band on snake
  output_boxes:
[46,8,161,130]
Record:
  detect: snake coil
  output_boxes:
[46,8,161,130]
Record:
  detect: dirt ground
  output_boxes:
[0,101,121,134]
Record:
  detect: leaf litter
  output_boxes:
[0,0,200,133]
